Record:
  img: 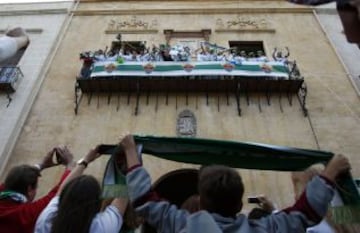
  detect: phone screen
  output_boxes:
[248,196,260,204]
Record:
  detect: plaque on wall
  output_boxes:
[176,110,197,137]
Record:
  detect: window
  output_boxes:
[228,41,265,56]
[110,40,146,54]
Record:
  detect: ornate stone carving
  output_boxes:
[176,110,197,137]
[216,17,271,30]
[107,16,158,31]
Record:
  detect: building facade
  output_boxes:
[1,0,360,230]
[0,0,74,173]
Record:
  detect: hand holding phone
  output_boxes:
[55,150,63,164]
[248,196,260,204]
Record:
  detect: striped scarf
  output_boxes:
[0,190,27,203]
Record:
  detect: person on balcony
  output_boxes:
[256,50,269,62]
[272,47,290,64]
[93,49,107,62]
[0,27,29,63]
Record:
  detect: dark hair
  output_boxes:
[4,165,40,195]
[248,207,271,219]
[198,165,244,218]
[51,175,101,233]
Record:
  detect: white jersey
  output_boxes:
[0,36,18,62]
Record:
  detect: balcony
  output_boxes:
[0,66,24,107]
[75,59,307,116]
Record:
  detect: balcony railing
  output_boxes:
[0,66,24,107]
[74,61,307,116]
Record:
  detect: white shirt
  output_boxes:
[307,220,335,233]
[0,36,18,62]
[34,196,123,233]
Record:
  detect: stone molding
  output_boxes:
[0,29,43,34]
[0,8,69,16]
[72,8,313,16]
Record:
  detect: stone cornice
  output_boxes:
[0,29,43,34]
[105,29,158,34]
[215,28,276,33]
[0,8,69,16]
[72,7,313,16]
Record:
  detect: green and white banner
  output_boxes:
[90,61,290,79]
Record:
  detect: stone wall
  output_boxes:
[315,4,360,95]
[0,1,74,173]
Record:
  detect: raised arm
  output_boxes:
[257,154,351,233]
[284,47,290,58]
[122,134,188,233]
[14,147,75,228]
[56,146,101,196]
[272,47,277,60]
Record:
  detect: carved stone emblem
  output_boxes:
[177,110,197,137]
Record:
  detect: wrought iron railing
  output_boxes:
[0,66,24,107]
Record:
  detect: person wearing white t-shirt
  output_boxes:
[0,27,29,63]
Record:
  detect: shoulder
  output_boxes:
[34,197,59,233]
[90,205,122,233]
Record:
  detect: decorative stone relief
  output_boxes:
[216,17,273,31]
[176,110,197,137]
[107,16,158,31]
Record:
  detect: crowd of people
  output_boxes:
[0,134,352,233]
[78,43,294,79]
[80,43,291,65]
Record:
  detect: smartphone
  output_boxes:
[248,196,260,204]
[98,144,117,154]
[55,150,63,164]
